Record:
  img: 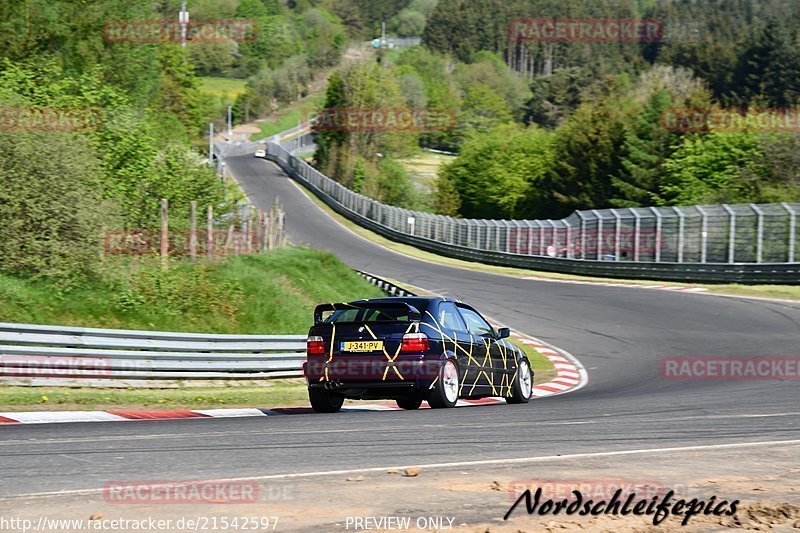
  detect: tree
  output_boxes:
[0,132,118,284]
[440,124,554,219]
[611,89,676,207]
[660,131,768,205]
[546,83,630,217]
[434,174,462,216]
[733,20,800,108]
[389,9,427,37]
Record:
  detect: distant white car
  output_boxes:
[254,149,266,158]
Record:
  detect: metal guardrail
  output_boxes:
[265,133,800,284]
[356,271,417,297]
[0,323,306,382]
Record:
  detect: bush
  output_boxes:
[0,132,118,285]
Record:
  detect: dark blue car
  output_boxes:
[303,297,533,412]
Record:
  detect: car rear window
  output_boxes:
[323,307,411,324]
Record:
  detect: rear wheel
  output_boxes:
[309,387,344,413]
[427,359,459,409]
[507,360,533,404]
[396,397,423,410]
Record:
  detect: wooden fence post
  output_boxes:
[256,209,264,253]
[189,201,197,259]
[160,198,169,268]
[246,208,253,254]
[207,206,214,257]
[225,225,235,255]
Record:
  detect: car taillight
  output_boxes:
[307,336,326,355]
[400,333,429,353]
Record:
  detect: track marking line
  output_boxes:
[5,439,799,501]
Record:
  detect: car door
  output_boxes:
[455,304,500,396]
[434,302,477,393]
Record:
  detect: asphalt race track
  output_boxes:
[1,156,798,499]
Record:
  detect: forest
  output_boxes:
[314,0,800,220]
[2,0,800,285]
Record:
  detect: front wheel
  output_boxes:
[427,359,459,409]
[309,387,344,413]
[507,359,533,404]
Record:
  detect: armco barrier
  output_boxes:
[265,138,800,285]
[0,322,306,382]
[356,271,417,297]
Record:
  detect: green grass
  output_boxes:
[396,151,457,193]
[0,382,308,412]
[0,247,384,334]
[252,95,325,141]
[198,77,247,104]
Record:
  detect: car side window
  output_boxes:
[438,302,467,332]
[457,306,495,338]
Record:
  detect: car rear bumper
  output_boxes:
[303,354,441,384]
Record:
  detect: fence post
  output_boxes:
[207,206,214,257]
[673,207,685,263]
[649,207,663,263]
[783,203,796,263]
[225,225,234,254]
[564,220,573,258]
[611,209,622,261]
[263,209,271,251]
[632,209,642,262]
[592,210,603,260]
[722,204,736,263]
[246,207,253,254]
[160,198,169,268]
[576,211,587,260]
[751,204,764,263]
[696,206,708,263]
[189,201,197,259]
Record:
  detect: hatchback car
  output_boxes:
[303,297,534,412]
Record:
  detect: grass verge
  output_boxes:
[0,343,556,413]
[0,381,307,412]
[251,95,324,141]
[198,77,247,104]
[297,183,800,302]
[0,247,384,334]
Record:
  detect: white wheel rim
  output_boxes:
[442,361,458,403]
[519,361,532,398]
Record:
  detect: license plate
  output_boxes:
[341,341,384,353]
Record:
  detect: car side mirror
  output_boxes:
[497,327,510,339]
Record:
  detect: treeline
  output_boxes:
[0,1,238,284]
[232,0,439,121]
[313,47,529,209]
[418,0,800,218]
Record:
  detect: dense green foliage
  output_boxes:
[414,0,800,218]
[313,47,529,209]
